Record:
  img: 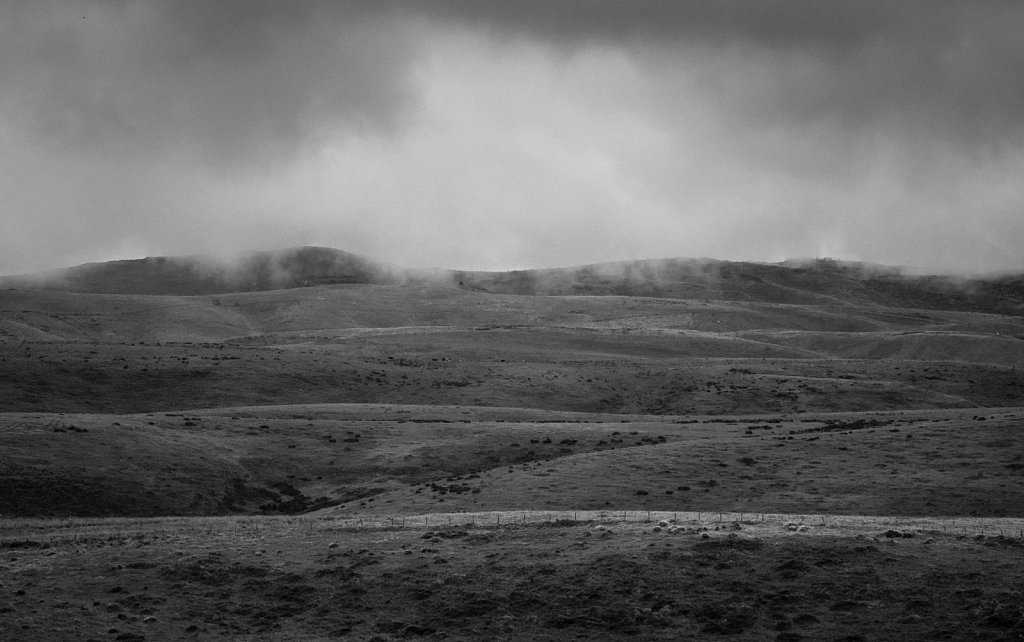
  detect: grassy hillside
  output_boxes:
[1,247,1023,521]
[3,404,1023,519]
[3,328,1023,415]
[2,280,1023,415]
[3,248,1024,642]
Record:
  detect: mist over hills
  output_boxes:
[3,246,1023,316]
[458,258,1024,316]
[0,247,404,296]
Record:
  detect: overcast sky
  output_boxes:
[2,1,1023,275]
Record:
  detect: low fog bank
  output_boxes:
[2,247,1022,316]
[0,246,458,296]
[455,256,1024,315]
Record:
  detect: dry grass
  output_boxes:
[4,405,1023,519]
[3,273,1024,639]
[3,511,1024,641]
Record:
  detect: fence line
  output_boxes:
[4,511,1024,543]
[317,510,1024,536]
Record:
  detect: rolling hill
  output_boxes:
[0,246,407,295]
[456,256,1024,315]
[3,246,1024,642]
[1,246,1023,520]
[4,247,1024,315]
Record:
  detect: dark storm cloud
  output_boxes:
[0,0,417,170]
[420,0,911,49]
[1,1,1023,276]
[414,0,1024,150]
[4,1,1021,168]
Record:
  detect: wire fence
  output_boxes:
[316,509,1024,538]
[4,510,1024,544]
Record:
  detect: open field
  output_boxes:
[3,512,1024,641]
[2,249,1024,639]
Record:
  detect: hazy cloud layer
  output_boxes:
[2,1,1023,275]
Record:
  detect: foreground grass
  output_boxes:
[2,512,1023,641]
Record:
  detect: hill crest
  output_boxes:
[3,247,1023,316]
[0,246,403,295]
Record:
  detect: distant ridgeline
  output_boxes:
[454,258,1024,317]
[0,247,403,296]
[2,248,1022,316]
